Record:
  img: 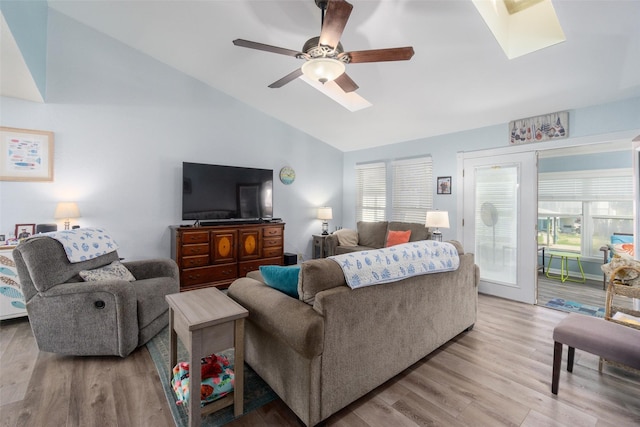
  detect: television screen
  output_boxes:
[182,162,273,223]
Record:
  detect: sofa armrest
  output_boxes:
[228,277,324,358]
[123,258,179,281]
[325,234,339,257]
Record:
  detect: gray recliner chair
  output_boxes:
[13,235,180,357]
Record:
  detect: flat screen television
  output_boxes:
[182,162,273,224]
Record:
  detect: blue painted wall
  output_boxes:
[539,150,631,173]
[0,0,48,99]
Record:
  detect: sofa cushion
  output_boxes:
[298,258,347,305]
[259,265,300,298]
[388,221,430,242]
[334,228,358,246]
[357,221,388,249]
[80,260,136,282]
[385,230,411,247]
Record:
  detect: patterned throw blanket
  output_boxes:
[40,227,119,263]
[328,240,460,289]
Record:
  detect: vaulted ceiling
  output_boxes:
[4,1,640,151]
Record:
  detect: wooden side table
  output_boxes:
[312,234,328,259]
[166,288,249,427]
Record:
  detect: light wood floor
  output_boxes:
[2,294,639,427]
[537,273,634,312]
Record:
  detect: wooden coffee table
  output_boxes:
[166,287,249,427]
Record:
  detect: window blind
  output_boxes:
[391,156,433,223]
[539,169,633,201]
[355,162,386,222]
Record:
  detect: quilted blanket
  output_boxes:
[41,227,119,263]
[328,240,459,289]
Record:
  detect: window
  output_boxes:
[391,157,433,223]
[538,169,633,257]
[356,156,433,223]
[355,162,386,222]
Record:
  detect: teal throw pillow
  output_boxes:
[259,265,300,299]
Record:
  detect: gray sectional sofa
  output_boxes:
[324,220,431,256]
[228,240,479,426]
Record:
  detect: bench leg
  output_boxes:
[567,346,575,372]
[552,341,562,394]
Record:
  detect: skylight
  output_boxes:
[472,0,566,59]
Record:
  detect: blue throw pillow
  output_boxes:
[259,265,300,299]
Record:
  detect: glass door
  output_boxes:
[462,152,538,303]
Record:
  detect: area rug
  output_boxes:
[146,327,277,427]
[545,298,605,318]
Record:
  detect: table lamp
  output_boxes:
[317,207,333,235]
[54,202,81,230]
[425,210,449,242]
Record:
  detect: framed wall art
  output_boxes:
[509,111,568,145]
[0,127,54,182]
[437,176,452,195]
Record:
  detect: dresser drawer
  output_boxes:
[262,247,283,258]
[181,231,210,244]
[263,237,282,248]
[181,255,209,268]
[239,257,283,277]
[263,226,283,237]
[181,243,209,256]
[181,265,237,287]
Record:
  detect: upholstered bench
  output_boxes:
[552,313,640,394]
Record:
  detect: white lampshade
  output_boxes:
[425,210,449,242]
[301,58,345,84]
[425,211,449,229]
[54,202,81,230]
[317,207,333,220]
[317,206,333,235]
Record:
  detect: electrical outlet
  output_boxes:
[298,252,304,263]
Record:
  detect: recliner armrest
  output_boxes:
[29,280,139,357]
[123,258,179,281]
[41,279,138,300]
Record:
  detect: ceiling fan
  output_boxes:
[232,0,414,99]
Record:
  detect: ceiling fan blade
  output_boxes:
[343,47,415,63]
[268,68,304,88]
[233,39,302,58]
[319,0,353,49]
[334,73,359,93]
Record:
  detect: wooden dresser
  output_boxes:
[170,222,284,291]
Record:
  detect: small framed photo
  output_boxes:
[437,176,452,195]
[15,224,35,240]
[0,234,5,245]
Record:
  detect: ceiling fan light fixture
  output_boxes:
[301,58,345,84]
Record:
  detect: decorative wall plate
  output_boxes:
[279,166,296,185]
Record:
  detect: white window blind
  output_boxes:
[391,157,433,223]
[539,169,633,201]
[356,162,386,222]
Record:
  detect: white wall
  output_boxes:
[0,10,344,261]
